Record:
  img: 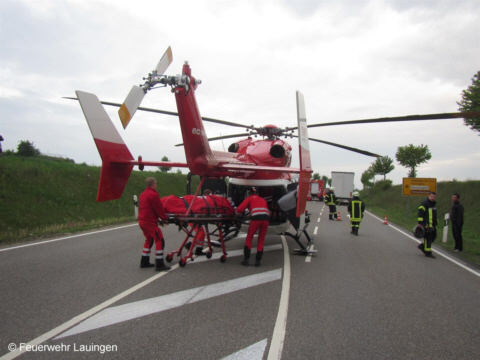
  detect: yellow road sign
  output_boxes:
[402,178,437,196]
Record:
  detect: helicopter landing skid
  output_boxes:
[284,227,317,255]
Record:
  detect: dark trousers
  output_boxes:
[451,222,463,251]
[423,228,437,254]
[328,205,337,219]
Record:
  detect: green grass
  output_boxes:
[360,181,480,266]
[0,154,197,245]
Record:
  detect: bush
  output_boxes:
[17,140,40,157]
[374,179,393,191]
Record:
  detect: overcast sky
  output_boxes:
[1,0,479,189]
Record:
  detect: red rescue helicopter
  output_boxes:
[73,47,317,255]
[71,47,480,258]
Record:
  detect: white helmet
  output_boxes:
[353,191,359,197]
[330,187,335,191]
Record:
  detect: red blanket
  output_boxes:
[161,195,235,216]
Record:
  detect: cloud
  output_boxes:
[1,0,479,190]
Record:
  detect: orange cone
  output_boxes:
[337,211,342,221]
[383,215,388,225]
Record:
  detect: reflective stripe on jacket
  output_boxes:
[417,198,437,228]
[348,199,365,221]
[236,194,271,220]
[324,193,337,205]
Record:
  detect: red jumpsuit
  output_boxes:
[138,187,168,261]
[187,222,206,252]
[236,194,270,251]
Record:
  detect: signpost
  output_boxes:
[402,178,437,216]
[402,178,437,196]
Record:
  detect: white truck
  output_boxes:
[330,171,355,205]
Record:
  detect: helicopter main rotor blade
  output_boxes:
[64,97,251,129]
[305,112,480,129]
[292,135,382,158]
[119,46,173,129]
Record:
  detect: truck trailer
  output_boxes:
[307,179,324,201]
[330,171,354,205]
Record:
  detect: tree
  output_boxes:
[312,173,321,180]
[457,70,480,133]
[395,144,432,178]
[158,156,172,173]
[371,156,395,181]
[17,140,40,157]
[322,175,330,186]
[361,166,375,189]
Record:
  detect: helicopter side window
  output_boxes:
[228,143,239,153]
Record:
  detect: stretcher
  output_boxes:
[165,214,241,267]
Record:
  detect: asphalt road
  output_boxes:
[1,202,479,360]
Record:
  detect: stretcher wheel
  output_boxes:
[206,251,212,259]
[220,255,226,263]
[179,258,187,267]
[166,254,173,263]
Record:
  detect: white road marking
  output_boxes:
[56,269,282,339]
[313,226,318,235]
[1,229,289,359]
[267,236,290,360]
[0,224,138,252]
[366,211,480,277]
[2,262,177,360]
[221,339,267,360]
[305,245,314,263]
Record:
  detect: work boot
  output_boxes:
[425,252,436,259]
[350,227,355,234]
[354,228,359,236]
[255,250,263,267]
[417,243,426,254]
[195,247,205,256]
[241,246,251,266]
[140,256,154,268]
[155,259,171,272]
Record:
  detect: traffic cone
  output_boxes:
[383,215,388,225]
[337,211,342,221]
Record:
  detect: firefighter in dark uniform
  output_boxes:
[417,191,438,258]
[324,187,339,220]
[347,191,365,235]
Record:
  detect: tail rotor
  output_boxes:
[119,46,173,128]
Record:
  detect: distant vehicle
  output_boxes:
[307,179,324,201]
[330,171,354,205]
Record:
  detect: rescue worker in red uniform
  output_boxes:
[235,188,270,267]
[138,177,170,271]
[185,189,212,256]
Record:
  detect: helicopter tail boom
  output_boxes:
[76,90,134,201]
